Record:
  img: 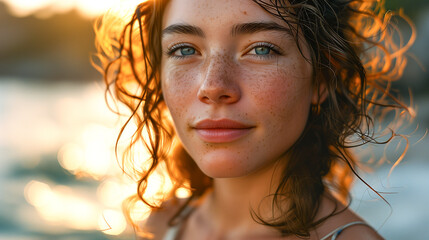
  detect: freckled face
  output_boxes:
[161,0,317,178]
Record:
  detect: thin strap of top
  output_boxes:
[163,224,181,240]
[163,204,195,240]
[319,221,372,240]
[164,210,370,240]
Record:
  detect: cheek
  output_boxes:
[162,65,193,98]
[246,60,313,118]
[162,65,197,119]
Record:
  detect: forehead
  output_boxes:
[162,0,288,29]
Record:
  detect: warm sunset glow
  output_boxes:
[22,83,170,236]
[175,187,193,199]
[1,0,145,18]
[115,123,154,178]
[98,209,127,235]
[24,181,99,231]
[50,103,163,235]
[58,143,85,172]
[58,123,120,179]
[130,200,151,222]
[57,119,153,180]
[24,181,53,208]
[1,0,52,17]
[143,165,175,204]
[80,124,113,177]
[97,178,136,208]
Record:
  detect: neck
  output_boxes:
[197,158,287,237]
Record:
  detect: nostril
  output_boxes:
[219,95,231,100]
[197,84,241,104]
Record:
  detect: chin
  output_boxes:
[200,166,248,179]
[193,152,256,178]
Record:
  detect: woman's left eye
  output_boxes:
[247,43,281,57]
[253,46,271,55]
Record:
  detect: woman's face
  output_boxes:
[161,0,318,178]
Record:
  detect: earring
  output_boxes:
[311,104,321,115]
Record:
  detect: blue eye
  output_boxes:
[254,46,271,55]
[247,43,281,58]
[180,47,196,56]
[167,44,198,58]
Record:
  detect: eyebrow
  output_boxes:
[231,21,293,36]
[161,21,293,38]
[162,24,205,38]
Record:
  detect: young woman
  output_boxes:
[96,0,414,239]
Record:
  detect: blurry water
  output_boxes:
[0,79,136,240]
[0,79,428,239]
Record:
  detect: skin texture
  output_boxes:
[161,0,316,179]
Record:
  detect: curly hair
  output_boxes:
[94,0,415,237]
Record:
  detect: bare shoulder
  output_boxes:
[315,194,384,240]
[333,222,384,240]
[138,198,187,240]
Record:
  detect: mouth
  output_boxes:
[193,119,255,143]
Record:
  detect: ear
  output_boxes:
[311,81,328,105]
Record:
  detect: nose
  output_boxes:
[197,56,241,105]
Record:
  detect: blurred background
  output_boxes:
[0,0,428,239]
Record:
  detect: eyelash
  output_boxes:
[247,42,282,59]
[166,43,197,59]
[165,42,283,59]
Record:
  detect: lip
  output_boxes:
[193,119,254,143]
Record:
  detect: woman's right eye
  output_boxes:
[177,47,196,56]
[167,44,198,58]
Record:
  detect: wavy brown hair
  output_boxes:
[94,0,415,237]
